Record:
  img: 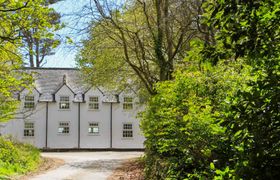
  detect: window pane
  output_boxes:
[89,96,99,110]
[88,122,99,134]
[24,129,34,136]
[24,96,35,109]
[123,97,133,110]
[92,127,99,133]
[58,127,64,133]
[24,122,34,137]
[123,123,132,129]
[123,103,133,110]
[58,122,70,134]
[60,96,69,101]
[123,123,133,138]
[124,97,133,102]
[24,122,34,128]
[25,96,34,101]
[89,96,98,102]
[59,96,70,109]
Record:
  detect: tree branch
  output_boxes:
[0,1,30,12]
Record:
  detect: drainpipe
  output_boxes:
[45,102,49,149]
[110,102,113,149]
[78,102,81,149]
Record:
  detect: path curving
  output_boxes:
[30,151,143,180]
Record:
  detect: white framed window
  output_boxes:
[123,123,133,138]
[24,122,34,137]
[89,96,99,110]
[88,122,99,135]
[24,96,35,109]
[59,96,70,109]
[58,122,70,134]
[123,97,133,110]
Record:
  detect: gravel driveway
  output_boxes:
[30,151,143,180]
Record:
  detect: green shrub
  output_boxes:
[141,59,249,179]
[141,0,280,178]
[221,57,280,179]
[0,136,41,177]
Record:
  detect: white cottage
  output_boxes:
[0,68,145,149]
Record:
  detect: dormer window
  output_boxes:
[123,97,133,110]
[59,96,70,109]
[24,96,35,109]
[89,96,99,110]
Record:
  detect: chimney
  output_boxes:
[63,75,66,84]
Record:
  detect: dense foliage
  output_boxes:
[0,137,40,178]
[0,2,57,178]
[141,54,252,179]
[0,43,31,122]
[77,0,206,95]
[19,0,63,67]
[0,0,60,121]
[141,0,280,179]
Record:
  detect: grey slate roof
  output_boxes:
[23,68,119,103]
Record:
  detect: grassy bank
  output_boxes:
[0,137,41,179]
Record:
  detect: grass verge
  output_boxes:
[0,136,41,179]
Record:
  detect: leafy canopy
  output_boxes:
[0,0,59,122]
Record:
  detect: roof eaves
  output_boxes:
[84,86,104,95]
[118,85,137,95]
[53,82,76,95]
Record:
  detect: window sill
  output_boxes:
[57,133,70,136]
[23,108,35,110]
[88,109,100,112]
[23,136,35,138]
[58,109,71,111]
[122,137,134,140]
[88,134,100,136]
[122,109,134,112]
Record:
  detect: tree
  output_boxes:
[0,0,29,44]
[78,0,206,95]
[203,0,280,63]
[19,0,63,67]
[0,0,58,122]
[140,0,280,178]
[0,43,30,122]
[141,48,251,178]
[203,0,280,178]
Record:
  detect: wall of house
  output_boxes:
[47,85,79,148]
[80,88,111,148]
[0,87,145,149]
[0,88,46,148]
[112,91,145,149]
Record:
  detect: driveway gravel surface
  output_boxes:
[29,151,143,180]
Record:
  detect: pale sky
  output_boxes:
[44,0,90,68]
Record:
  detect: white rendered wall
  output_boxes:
[47,85,79,148]
[0,86,146,149]
[112,90,145,149]
[0,88,46,148]
[80,88,111,148]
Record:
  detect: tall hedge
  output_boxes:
[141,57,251,179]
[141,0,280,178]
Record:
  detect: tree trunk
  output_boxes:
[28,42,34,67]
[35,38,40,67]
